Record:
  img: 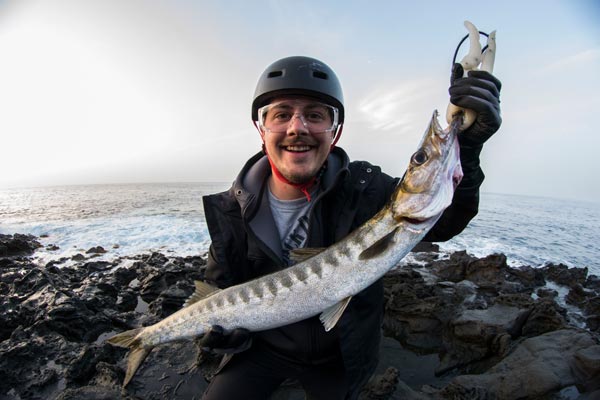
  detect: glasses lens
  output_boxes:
[259,101,338,134]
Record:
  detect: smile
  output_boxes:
[282,145,313,152]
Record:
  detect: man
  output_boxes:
[200,56,501,399]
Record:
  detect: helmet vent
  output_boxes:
[268,70,283,78]
[313,71,328,80]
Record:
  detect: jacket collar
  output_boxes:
[231,147,350,262]
[232,147,350,214]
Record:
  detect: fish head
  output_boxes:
[391,111,463,230]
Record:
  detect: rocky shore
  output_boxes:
[1,233,599,400]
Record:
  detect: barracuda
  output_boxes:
[107,111,464,387]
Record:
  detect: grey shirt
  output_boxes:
[267,186,319,266]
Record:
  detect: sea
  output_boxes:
[0,183,599,276]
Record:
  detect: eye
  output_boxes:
[305,111,326,122]
[272,111,291,121]
[411,150,428,165]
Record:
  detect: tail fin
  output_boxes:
[107,328,152,387]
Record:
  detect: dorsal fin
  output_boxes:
[184,280,221,307]
[358,227,398,260]
[289,247,326,263]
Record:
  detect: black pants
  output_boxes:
[201,342,348,400]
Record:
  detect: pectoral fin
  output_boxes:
[320,297,352,331]
[184,281,221,307]
[358,227,398,260]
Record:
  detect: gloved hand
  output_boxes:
[198,325,252,354]
[449,63,502,148]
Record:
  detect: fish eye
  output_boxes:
[411,150,428,165]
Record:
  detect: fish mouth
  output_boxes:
[401,215,438,234]
[404,216,432,226]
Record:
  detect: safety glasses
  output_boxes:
[257,100,339,134]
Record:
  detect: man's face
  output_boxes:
[259,96,337,184]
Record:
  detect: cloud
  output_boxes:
[540,48,600,73]
[355,78,446,132]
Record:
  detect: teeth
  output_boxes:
[285,145,311,152]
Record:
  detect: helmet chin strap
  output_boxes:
[265,153,317,201]
[330,124,343,149]
[253,121,342,202]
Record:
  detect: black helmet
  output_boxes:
[252,56,344,124]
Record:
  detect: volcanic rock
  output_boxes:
[86,246,107,254]
[543,263,589,288]
[438,329,597,399]
[0,233,42,257]
[1,234,599,400]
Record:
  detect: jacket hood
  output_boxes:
[229,147,350,261]
[231,147,350,212]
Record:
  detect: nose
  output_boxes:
[286,114,309,135]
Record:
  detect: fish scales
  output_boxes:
[107,111,464,387]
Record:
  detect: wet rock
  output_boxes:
[585,274,600,291]
[587,315,600,333]
[522,299,567,336]
[149,280,195,318]
[411,242,440,253]
[430,250,475,282]
[46,257,70,268]
[543,263,588,288]
[65,344,123,385]
[572,345,600,392]
[383,272,447,353]
[55,386,131,400]
[495,292,535,309]
[0,330,76,399]
[508,265,546,289]
[1,235,598,400]
[566,283,594,306]
[116,289,137,312]
[144,251,169,266]
[84,261,113,272]
[464,253,508,288]
[71,253,86,261]
[437,304,530,374]
[86,246,107,254]
[584,296,600,332]
[438,329,598,399]
[0,233,42,257]
[359,367,399,399]
[41,297,113,342]
[89,361,123,388]
[537,287,559,298]
[139,261,202,304]
[75,281,119,313]
[112,263,139,286]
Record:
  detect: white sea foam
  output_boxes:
[1,185,599,275]
[0,183,224,265]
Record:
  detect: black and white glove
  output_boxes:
[449,63,502,189]
[198,325,252,355]
[449,62,502,147]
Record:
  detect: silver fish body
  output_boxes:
[108,111,463,387]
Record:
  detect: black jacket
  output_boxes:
[202,146,480,398]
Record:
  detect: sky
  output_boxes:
[0,0,599,203]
